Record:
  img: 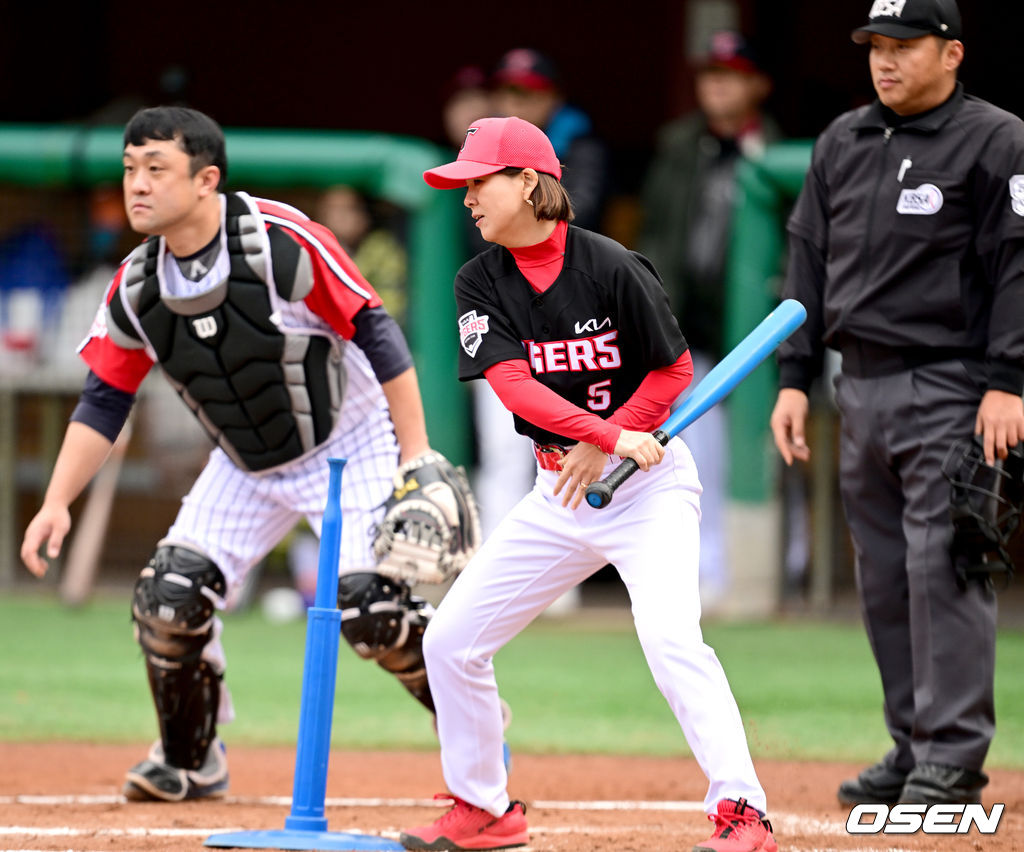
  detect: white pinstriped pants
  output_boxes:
[164,414,398,587]
[424,437,767,817]
[159,407,398,723]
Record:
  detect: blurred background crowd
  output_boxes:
[2,0,1022,617]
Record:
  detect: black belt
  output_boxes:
[840,340,984,379]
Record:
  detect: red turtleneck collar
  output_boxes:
[508,219,568,293]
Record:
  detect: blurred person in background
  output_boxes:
[441,65,493,173]
[639,30,783,607]
[492,48,610,233]
[50,186,133,368]
[439,65,493,262]
[0,222,69,369]
[316,184,409,330]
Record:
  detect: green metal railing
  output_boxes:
[0,123,470,464]
[723,140,813,501]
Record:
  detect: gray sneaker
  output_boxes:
[123,738,229,802]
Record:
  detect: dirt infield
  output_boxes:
[2,743,1022,851]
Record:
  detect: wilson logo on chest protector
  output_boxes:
[192,316,218,338]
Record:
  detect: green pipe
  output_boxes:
[0,124,440,205]
[723,141,813,501]
[406,188,472,464]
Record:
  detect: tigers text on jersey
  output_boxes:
[455,226,687,446]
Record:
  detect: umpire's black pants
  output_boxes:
[835,359,997,773]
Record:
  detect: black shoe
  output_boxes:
[123,738,229,802]
[900,762,988,805]
[837,760,909,805]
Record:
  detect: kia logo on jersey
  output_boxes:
[574,317,611,335]
[459,310,490,357]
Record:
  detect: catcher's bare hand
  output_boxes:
[554,443,608,509]
[21,503,72,578]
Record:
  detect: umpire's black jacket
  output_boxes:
[779,82,1024,394]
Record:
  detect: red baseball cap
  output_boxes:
[423,116,562,190]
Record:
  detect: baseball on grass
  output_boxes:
[261,587,306,623]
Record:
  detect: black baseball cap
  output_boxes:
[851,0,962,44]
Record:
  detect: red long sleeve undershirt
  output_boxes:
[483,221,693,454]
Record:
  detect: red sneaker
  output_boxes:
[400,794,528,850]
[693,798,778,852]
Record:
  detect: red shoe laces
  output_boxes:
[431,794,483,829]
[708,800,768,839]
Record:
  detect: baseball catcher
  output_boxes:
[20,106,472,802]
[373,451,481,584]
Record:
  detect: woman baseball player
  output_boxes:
[401,116,776,852]
[19,106,475,803]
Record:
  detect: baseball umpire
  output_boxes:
[770,0,1024,806]
[20,106,478,802]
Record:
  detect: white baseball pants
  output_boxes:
[424,437,767,817]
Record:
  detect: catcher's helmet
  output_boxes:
[941,435,1024,588]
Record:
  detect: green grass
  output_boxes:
[3,590,1024,768]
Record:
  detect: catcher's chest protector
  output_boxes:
[108,194,344,472]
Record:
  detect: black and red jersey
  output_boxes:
[455,225,687,445]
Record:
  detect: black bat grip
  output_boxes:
[585,459,637,508]
[585,430,670,509]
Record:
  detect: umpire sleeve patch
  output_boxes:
[1010,175,1024,216]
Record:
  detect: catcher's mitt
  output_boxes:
[373,451,481,584]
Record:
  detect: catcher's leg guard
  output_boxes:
[131,544,227,772]
[338,571,435,712]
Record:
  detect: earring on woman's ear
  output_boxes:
[526,199,535,207]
